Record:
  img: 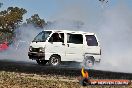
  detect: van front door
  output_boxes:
[65,33,83,62]
[45,33,66,60]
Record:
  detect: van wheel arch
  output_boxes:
[49,54,61,66]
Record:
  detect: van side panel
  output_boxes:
[83,34,101,62]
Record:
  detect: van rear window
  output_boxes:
[86,35,98,46]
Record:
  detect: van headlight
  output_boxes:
[29,46,32,51]
[39,47,45,52]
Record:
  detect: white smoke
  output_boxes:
[0,24,42,62]
[50,1,132,73]
[94,2,132,73]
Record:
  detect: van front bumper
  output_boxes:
[28,52,45,60]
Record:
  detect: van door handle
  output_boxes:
[67,44,69,47]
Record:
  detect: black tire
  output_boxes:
[49,55,61,66]
[36,60,47,65]
[83,56,94,68]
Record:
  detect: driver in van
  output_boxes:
[53,33,61,42]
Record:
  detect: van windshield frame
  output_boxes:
[33,31,52,42]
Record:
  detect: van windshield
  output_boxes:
[33,31,52,42]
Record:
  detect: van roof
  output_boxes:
[44,30,95,35]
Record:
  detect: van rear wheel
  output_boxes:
[49,55,61,66]
[36,60,47,65]
[83,56,94,68]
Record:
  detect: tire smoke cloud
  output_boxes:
[51,1,132,73]
[0,24,42,62]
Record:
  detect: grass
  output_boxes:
[0,71,131,88]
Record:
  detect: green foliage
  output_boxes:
[26,14,46,28]
[0,7,27,33]
[0,32,13,44]
[0,7,27,43]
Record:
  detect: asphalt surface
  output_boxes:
[0,60,132,79]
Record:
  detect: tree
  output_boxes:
[0,7,27,33]
[26,14,46,28]
[0,7,27,44]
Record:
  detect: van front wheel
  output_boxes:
[49,55,61,66]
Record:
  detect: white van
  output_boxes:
[28,30,101,67]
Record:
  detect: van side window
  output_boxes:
[67,34,83,44]
[49,33,64,42]
[86,35,98,46]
